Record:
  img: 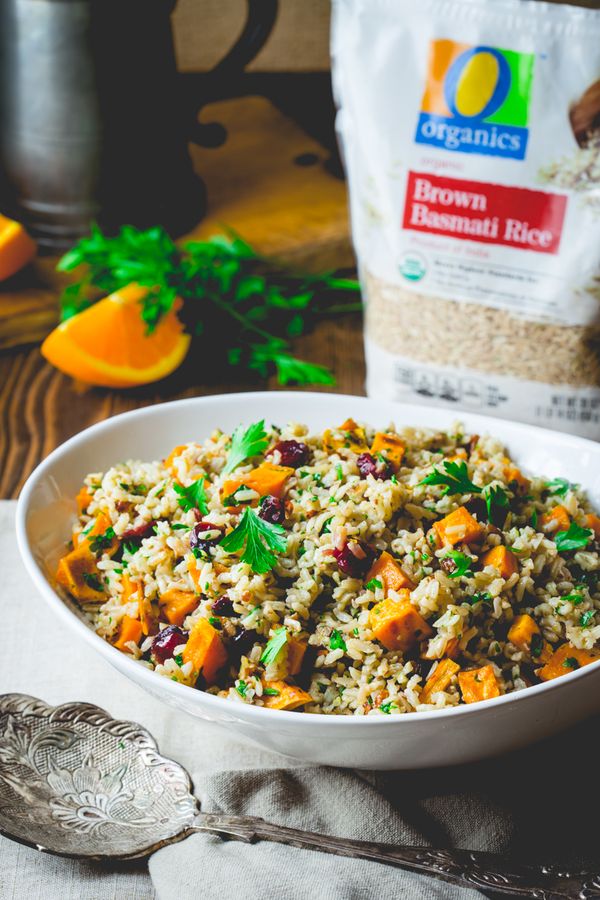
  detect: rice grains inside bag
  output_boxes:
[332,0,600,438]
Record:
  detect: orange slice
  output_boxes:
[41,283,191,388]
[0,213,37,280]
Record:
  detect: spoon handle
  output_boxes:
[194,814,599,898]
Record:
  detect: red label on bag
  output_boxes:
[402,171,567,254]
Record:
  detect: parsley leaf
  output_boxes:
[561,592,584,606]
[554,522,593,553]
[580,610,595,628]
[420,460,481,496]
[173,478,208,514]
[546,478,577,497]
[236,680,248,697]
[89,526,115,555]
[263,687,280,696]
[365,578,382,591]
[223,420,269,474]
[442,550,474,578]
[530,633,544,659]
[220,507,287,573]
[467,591,492,606]
[482,484,509,524]
[563,657,580,669]
[379,701,397,714]
[330,629,347,651]
[260,627,288,665]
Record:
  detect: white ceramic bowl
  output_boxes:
[16,392,600,769]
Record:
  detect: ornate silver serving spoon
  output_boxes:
[0,693,597,898]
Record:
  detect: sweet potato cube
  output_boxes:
[370,433,405,470]
[537,643,600,682]
[503,465,530,494]
[76,486,93,514]
[261,680,313,710]
[420,659,460,703]
[369,591,433,652]
[540,505,570,534]
[0,214,36,281]
[323,419,368,453]
[587,514,600,540]
[113,615,143,653]
[182,618,228,684]
[458,665,500,704]
[481,546,518,579]
[433,506,484,547]
[366,551,414,592]
[507,614,551,663]
[123,574,156,635]
[222,462,294,503]
[159,588,200,627]
[55,542,105,603]
[286,638,307,676]
[85,512,119,556]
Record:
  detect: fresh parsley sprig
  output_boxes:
[554,522,593,553]
[260,627,288,665]
[219,506,287,574]
[442,550,475,578]
[223,420,269,474]
[57,225,361,387]
[420,460,481,496]
[546,478,578,497]
[482,484,510,525]
[173,478,208,514]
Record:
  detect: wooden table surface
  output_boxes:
[0,314,365,499]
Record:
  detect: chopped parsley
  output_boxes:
[260,627,288,665]
[89,526,116,554]
[220,506,287,574]
[563,657,580,670]
[174,653,184,666]
[223,419,269,474]
[530,633,544,659]
[365,578,383,592]
[419,460,481,496]
[379,701,397,714]
[174,477,208,515]
[236,680,248,697]
[580,610,595,628]
[442,550,474,579]
[209,617,222,629]
[554,522,593,553]
[82,572,103,592]
[223,484,252,506]
[330,629,347,651]
[561,592,584,606]
[531,509,538,529]
[482,484,509,524]
[321,517,334,535]
[263,687,280,696]
[546,477,577,497]
[467,591,492,605]
[336,464,344,481]
[171,523,190,531]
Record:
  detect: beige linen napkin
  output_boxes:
[3,500,600,900]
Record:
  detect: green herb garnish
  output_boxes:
[57,225,360,386]
[379,701,397,714]
[467,591,492,605]
[420,460,481,496]
[330,629,347,651]
[89,526,116,555]
[236,681,248,697]
[563,657,580,669]
[482,484,509,524]
[365,578,382,592]
[554,522,593,553]
[530,633,544,659]
[580,610,595,628]
[174,653,184,666]
[220,506,287,574]
[223,484,253,507]
[223,420,269,474]
[442,550,474,578]
[546,478,577,497]
[531,509,538,529]
[260,627,288,665]
[208,617,222,629]
[561,592,584,606]
[263,687,280,696]
[171,523,190,531]
[173,477,208,514]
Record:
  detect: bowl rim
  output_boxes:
[15,389,600,727]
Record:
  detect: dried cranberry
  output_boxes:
[190,521,224,556]
[259,495,286,525]
[357,452,391,480]
[332,541,376,578]
[151,625,186,664]
[268,440,309,468]
[211,594,235,617]
[121,520,157,541]
[229,627,259,661]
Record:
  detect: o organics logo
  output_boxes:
[415,40,535,160]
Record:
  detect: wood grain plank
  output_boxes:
[0,314,365,498]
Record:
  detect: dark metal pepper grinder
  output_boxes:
[0,0,277,251]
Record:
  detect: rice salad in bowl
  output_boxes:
[54,416,600,716]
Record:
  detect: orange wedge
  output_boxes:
[0,213,37,280]
[41,283,191,388]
